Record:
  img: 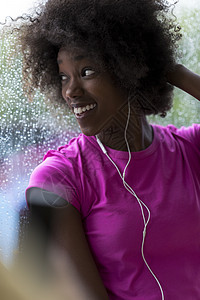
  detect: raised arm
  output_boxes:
[26,188,109,300]
[167,64,200,101]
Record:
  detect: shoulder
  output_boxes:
[32,133,94,176]
[26,134,86,205]
[26,133,100,209]
[44,133,90,160]
[153,124,200,148]
[28,134,83,185]
[43,133,99,162]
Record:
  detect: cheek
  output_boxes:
[61,87,66,101]
[61,87,70,106]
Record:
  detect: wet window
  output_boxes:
[0,1,199,267]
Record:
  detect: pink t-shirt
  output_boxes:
[26,124,200,299]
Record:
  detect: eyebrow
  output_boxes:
[57,54,88,65]
[74,55,87,61]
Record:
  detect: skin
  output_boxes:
[57,48,153,152]
[49,203,110,300]
[167,64,200,101]
[26,52,200,299]
[27,188,109,300]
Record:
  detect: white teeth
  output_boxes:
[74,103,96,115]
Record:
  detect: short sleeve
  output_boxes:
[177,124,200,149]
[167,124,200,150]
[26,151,82,212]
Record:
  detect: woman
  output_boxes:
[22,0,200,299]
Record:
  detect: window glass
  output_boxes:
[0,1,199,266]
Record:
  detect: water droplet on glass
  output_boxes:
[0,5,200,267]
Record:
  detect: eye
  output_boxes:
[82,68,95,77]
[59,73,69,82]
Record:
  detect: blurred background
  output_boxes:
[0,0,199,273]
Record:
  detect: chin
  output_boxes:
[80,126,101,137]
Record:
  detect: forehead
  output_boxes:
[57,48,89,65]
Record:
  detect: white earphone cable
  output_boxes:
[95,99,164,300]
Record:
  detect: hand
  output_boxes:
[167,64,200,101]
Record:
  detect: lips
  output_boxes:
[74,103,97,114]
[69,101,97,118]
[73,103,97,119]
[71,102,96,108]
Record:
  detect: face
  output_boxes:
[57,48,128,136]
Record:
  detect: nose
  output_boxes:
[65,78,84,100]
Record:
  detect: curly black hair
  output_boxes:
[18,0,181,116]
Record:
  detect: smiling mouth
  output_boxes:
[74,103,97,117]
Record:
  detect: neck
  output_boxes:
[97,113,153,152]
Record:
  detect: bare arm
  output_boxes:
[26,188,109,300]
[167,64,200,101]
[49,203,109,300]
